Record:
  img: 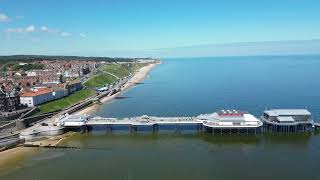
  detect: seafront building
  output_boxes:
[198,110,263,134]
[261,109,314,132]
[20,88,55,107]
[0,88,21,112]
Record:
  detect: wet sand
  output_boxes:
[0,132,76,173]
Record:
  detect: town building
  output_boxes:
[20,88,54,107]
[52,88,68,99]
[26,70,63,84]
[261,109,314,132]
[64,80,83,94]
[0,88,21,112]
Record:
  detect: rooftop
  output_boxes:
[197,110,259,123]
[265,109,311,116]
[59,114,88,122]
[277,116,295,122]
[21,88,53,97]
[217,110,246,117]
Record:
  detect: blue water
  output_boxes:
[94,55,320,120]
[2,55,320,180]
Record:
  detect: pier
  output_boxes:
[20,109,319,140]
[58,111,263,135]
[62,115,203,133]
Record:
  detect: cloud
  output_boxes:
[60,32,72,37]
[6,25,36,33]
[6,28,24,33]
[41,26,59,33]
[0,13,9,22]
[25,25,36,32]
[4,25,36,39]
[41,26,48,31]
[79,33,87,38]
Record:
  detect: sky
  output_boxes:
[0,0,320,57]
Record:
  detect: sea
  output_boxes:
[1,55,320,180]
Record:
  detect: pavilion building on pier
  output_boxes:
[197,110,263,134]
[261,109,314,133]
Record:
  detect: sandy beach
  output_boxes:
[74,62,159,116]
[0,131,75,174]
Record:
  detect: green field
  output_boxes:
[84,63,147,88]
[104,63,147,78]
[83,74,116,88]
[37,89,96,114]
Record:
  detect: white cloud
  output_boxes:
[41,26,48,31]
[6,28,24,33]
[5,25,36,39]
[41,26,59,33]
[25,25,36,32]
[61,32,72,37]
[79,33,87,38]
[0,13,9,22]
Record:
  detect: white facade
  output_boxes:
[52,89,68,99]
[197,110,262,128]
[20,92,54,107]
[26,71,37,76]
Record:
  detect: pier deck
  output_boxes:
[75,116,201,126]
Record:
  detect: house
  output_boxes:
[64,80,83,94]
[0,88,21,112]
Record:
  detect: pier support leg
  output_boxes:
[197,124,203,133]
[152,124,159,132]
[131,125,138,132]
[82,125,92,133]
[107,125,113,132]
[129,125,138,133]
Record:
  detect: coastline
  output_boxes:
[74,62,159,116]
[0,62,159,168]
[0,132,75,174]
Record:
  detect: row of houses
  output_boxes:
[3,60,104,89]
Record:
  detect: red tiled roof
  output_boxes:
[21,88,53,97]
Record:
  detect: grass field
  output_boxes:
[37,89,96,114]
[104,63,146,78]
[103,64,131,78]
[83,74,116,88]
[83,63,147,88]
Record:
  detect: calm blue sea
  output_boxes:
[2,55,320,180]
[94,55,320,121]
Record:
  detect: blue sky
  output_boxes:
[0,0,320,57]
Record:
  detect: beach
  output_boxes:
[0,131,75,174]
[74,62,159,116]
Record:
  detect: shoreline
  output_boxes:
[74,62,160,116]
[0,131,76,173]
[0,62,160,167]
